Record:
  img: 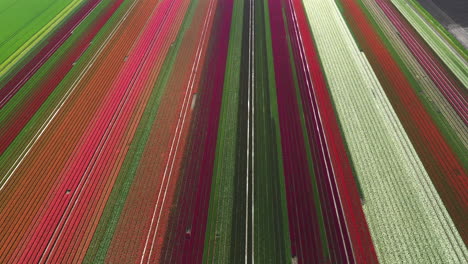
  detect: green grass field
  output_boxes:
[0,0,85,78]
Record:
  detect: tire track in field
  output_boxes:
[245,0,255,261]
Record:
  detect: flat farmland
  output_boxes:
[0,0,466,263]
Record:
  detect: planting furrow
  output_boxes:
[246,0,255,261]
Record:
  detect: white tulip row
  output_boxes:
[301,0,468,262]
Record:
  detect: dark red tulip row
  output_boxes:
[267,0,329,262]
[159,0,233,262]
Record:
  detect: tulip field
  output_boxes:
[0,0,466,263]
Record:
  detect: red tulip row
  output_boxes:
[0,0,188,262]
[0,0,138,261]
[104,0,220,262]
